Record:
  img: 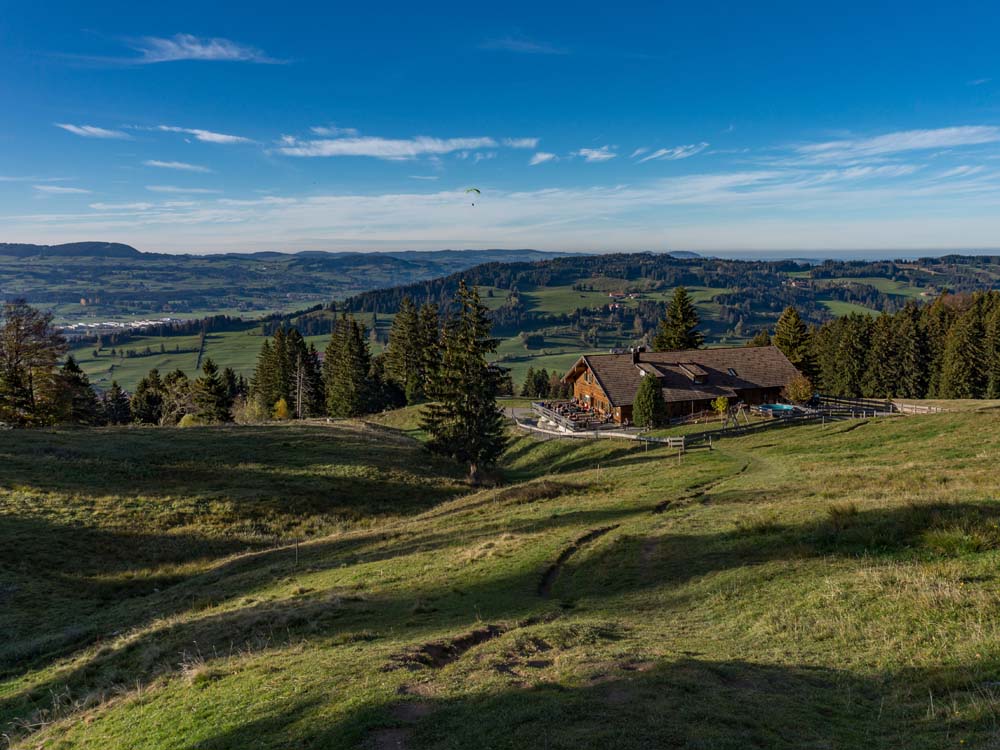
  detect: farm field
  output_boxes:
[4,406,1000,747]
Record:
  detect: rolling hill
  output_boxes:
[4,406,1000,748]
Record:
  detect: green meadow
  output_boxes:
[3,404,1000,747]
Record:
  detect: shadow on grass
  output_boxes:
[186,658,970,749]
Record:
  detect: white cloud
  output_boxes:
[503,137,540,149]
[795,126,1000,163]
[968,78,992,87]
[529,152,557,166]
[90,202,156,210]
[636,142,710,163]
[936,165,986,178]
[146,185,221,194]
[217,197,296,206]
[630,147,649,159]
[473,152,497,163]
[55,123,130,139]
[127,34,281,64]
[276,135,498,159]
[155,125,253,144]
[143,160,212,173]
[310,125,360,137]
[409,175,440,180]
[33,185,91,194]
[576,146,616,162]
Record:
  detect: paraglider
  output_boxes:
[465,187,480,206]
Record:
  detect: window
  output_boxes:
[584,369,592,384]
[727,368,737,377]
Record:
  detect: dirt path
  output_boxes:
[538,525,620,597]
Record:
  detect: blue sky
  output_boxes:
[2,1,1000,254]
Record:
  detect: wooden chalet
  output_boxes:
[562,345,801,424]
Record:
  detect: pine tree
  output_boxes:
[58,356,103,425]
[652,287,704,351]
[940,305,987,398]
[895,303,928,399]
[416,303,441,399]
[324,315,373,418]
[520,367,536,397]
[986,301,1000,399]
[862,314,900,398]
[773,307,816,378]
[831,314,872,397]
[922,297,958,397]
[102,381,132,425]
[747,329,771,347]
[131,369,165,424]
[422,282,507,482]
[193,358,232,422]
[632,374,667,428]
[384,297,423,402]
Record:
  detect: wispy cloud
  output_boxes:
[276,135,497,159]
[630,147,649,159]
[409,175,440,180]
[126,34,282,64]
[143,160,212,173]
[936,165,986,178]
[90,202,155,210]
[55,123,130,139]
[576,146,616,162]
[33,185,91,194]
[636,142,710,163]
[503,137,540,149]
[529,152,557,166]
[0,175,71,182]
[154,125,253,144]
[968,78,992,87]
[310,124,359,137]
[146,185,221,194]
[795,126,1000,164]
[480,35,567,55]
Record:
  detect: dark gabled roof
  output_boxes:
[564,346,801,407]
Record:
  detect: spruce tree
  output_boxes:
[417,303,442,398]
[773,307,816,378]
[940,305,987,398]
[652,286,704,351]
[131,369,164,424]
[747,329,772,347]
[922,297,958,397]
[986,301,1000,399]
[422,282,507,482]
[58,356,103,425]
[862,314,900,398]
[632,374,666,428]
[520,367,536,397]
[324,315,373,417]
[895,303,928,399]
[193,358,232,422]
[384,297,423,402]
[102,381,132,425]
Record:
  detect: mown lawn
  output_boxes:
[4,408,1000,748]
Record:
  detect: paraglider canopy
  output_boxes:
[465,187,480,206]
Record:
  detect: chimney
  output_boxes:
[631,347,640,365]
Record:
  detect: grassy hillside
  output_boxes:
[5,409,1000,748]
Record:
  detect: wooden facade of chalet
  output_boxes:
[562,346,801,424]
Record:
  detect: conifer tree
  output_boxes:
[384,297,422,401]
[131,369,165,424]
[862,314,900,398]
[922,297,958,397]
[632,374,667,428]
[773,307,816,378]
[416,302,442,399]
[58,356,103,425]
[193,358,232,422]
[324,314,373,417]
[747,329,772,347]
[520,367,536,397]
[422,282,507,482]
[986,302,1000,399]
[102,381,132,425]
[652,286,704,351]
[894,303,928,399]
[940,305,987,398]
